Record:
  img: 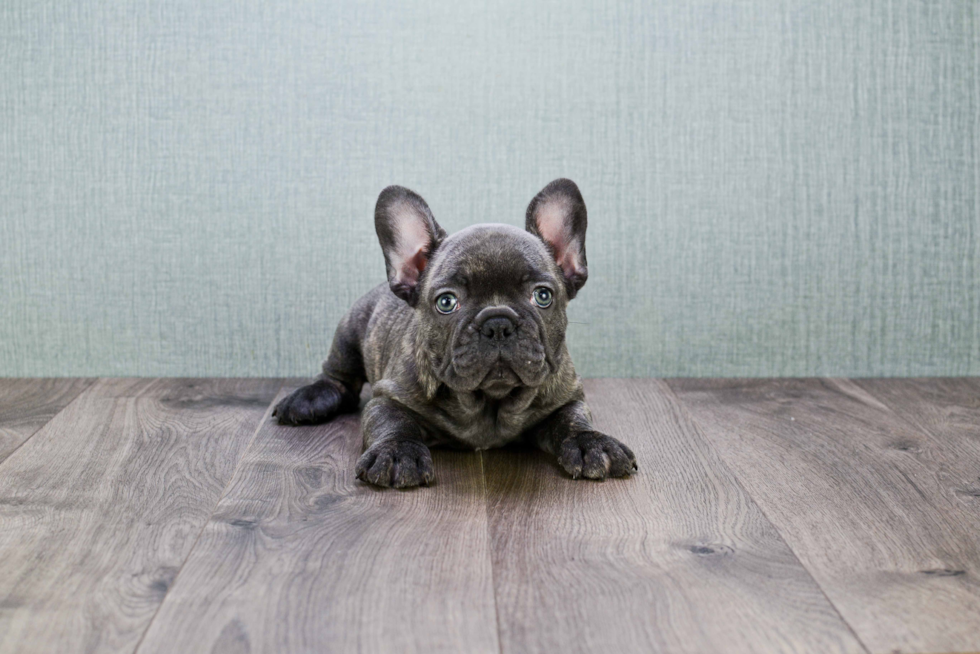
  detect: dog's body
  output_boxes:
[274,179,637,488]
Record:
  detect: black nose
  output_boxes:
[480,316,515,341]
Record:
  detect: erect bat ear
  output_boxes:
[375,185,447,306]
[525,178,588,299]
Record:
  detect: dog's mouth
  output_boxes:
[477,362,522,399]
[439,314,552,395]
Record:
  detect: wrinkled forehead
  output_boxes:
[426,224,555,289]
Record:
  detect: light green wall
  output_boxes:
[1,0,978,377]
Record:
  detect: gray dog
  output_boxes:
[273,179,637,488]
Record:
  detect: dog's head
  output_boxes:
[375,179,588,400]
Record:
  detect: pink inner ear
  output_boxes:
[559,246,583,279]
[537,200,583,278]
[396,245,427,286]
[536,203,570,251]
[392,208,433,286]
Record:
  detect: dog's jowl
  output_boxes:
[273,179,637,488]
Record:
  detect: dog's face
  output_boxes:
[418,223,564,398]
[375,179,589,399]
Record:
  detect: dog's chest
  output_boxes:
[444,409,525,450]
[427,391,544,450]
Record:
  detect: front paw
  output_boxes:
[273,380,348,426]
[355,439,435,489]
[557,431,637,480]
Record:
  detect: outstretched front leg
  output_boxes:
[355,397,434,489]
[528,400,638,480]
[274,300,368,426]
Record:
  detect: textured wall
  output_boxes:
[1,0,977,377]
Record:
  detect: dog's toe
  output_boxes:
[558,431,636,480]
[356,440,433,489]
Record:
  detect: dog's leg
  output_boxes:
[273,315,365,426]
[355,397,434,488]
[527,400,637,480]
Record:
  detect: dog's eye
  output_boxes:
[435,292,458,314]
[532,287,553,308]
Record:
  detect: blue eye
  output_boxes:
[532,287,553,308]
[435,293,458,314]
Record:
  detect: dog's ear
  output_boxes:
[375,186,447,305]
[526,178,588,299]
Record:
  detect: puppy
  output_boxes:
[273,179,637,488]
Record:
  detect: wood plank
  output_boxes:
[136,382,500,654]
[854,378,980,472]
[0,377,281,654]
[0,378,95,463]
[484,378,865,654]
[667,378,980,654]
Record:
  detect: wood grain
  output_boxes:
[854,378,980,479]
[0,377,281,654]
[136,382,500,654]
[484,378,866,654]
[0,378,95,463]
[667,378,980,654]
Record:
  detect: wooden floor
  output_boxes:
[0,379,978,654]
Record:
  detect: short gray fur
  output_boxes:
[1,0,977,377]
[272,180,638,487]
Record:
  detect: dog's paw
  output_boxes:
[355,439,434,489]
[273,380,350,426]
[557,431,637,480]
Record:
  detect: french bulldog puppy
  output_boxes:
[273,179,637,488]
